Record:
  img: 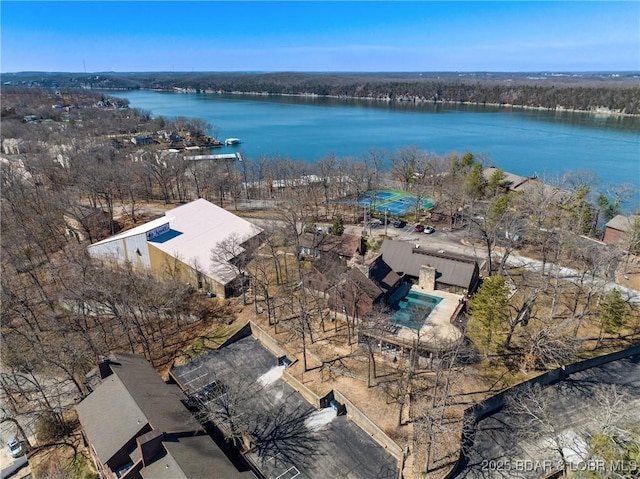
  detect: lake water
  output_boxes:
[113,90,640,193]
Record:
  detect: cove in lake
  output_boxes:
[115,90,640,195]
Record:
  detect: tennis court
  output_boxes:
[357,190,434,216]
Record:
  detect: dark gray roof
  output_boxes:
[380,240,478,290]
[77,354,191,462]
[142,435,253,479]
[77,354,250,478]
[108,354,192,434]
[76,372,149,462]
[171,337,399,479]
[459,353,640,478]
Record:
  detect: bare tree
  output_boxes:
[210,231,259,304]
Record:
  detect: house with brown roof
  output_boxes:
[298,232,365,261]
[76,354,253,479]
[483,167,531,192]
[483,167,571,205]
[304,252,401,320]
[603,214,639,249]
[379,240,481,294]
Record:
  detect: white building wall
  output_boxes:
[88,232,150,269]
[124,234,151,269]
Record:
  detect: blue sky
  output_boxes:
[2,1,639,72]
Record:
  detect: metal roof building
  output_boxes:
[88,199,263,297]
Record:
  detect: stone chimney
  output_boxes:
[419,264,436,291]
[137,430,164,467]
[97,356,113,380]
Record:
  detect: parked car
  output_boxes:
[7,436,23,458]
[423,226,436,234]
[393,220,407,228]
[414,224,425,232]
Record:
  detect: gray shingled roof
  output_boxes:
[77,354,250,478]
[380,240,478,290]
[110,355,192,434]
[606,214,639,233]
[142,435,253,479]
[77,354,190,463]
[76,372,149,463]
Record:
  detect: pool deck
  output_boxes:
[393,287,463,346]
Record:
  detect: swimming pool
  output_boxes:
[390,290,443,330]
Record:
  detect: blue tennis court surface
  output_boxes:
[357,190,434,216]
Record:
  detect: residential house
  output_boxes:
[483,167,531,192]
[379,240,481,294]
[366,254,402,299]
[305,253,401,319]
[298,232,365,261]
[88,199,263,298]
[131,135,154,146]
[483,167,571,204]
[603,214,639,249]
[76,354,252,479]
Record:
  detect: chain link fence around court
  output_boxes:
[356,190,435,217]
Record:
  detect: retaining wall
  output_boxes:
[281,369,322,408]
[248,320,288,359]
[332,389,405,467]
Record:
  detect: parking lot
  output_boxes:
[171,336,399,479]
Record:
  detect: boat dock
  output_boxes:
[184,152,243,162]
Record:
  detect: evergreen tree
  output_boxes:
[331,214,345,236]
[464,163,487,200]
[465,275,511,357]
[600,288,628,334]
[487,168,508,196]
[597,193,620,223]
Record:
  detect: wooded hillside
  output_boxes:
[5,71,640,114]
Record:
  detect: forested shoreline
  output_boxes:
[5,71,640,115]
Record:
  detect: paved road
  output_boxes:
[1,374,80,475]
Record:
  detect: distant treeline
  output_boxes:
[4,71,640,114]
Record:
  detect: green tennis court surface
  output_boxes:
[357,190,434,216]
